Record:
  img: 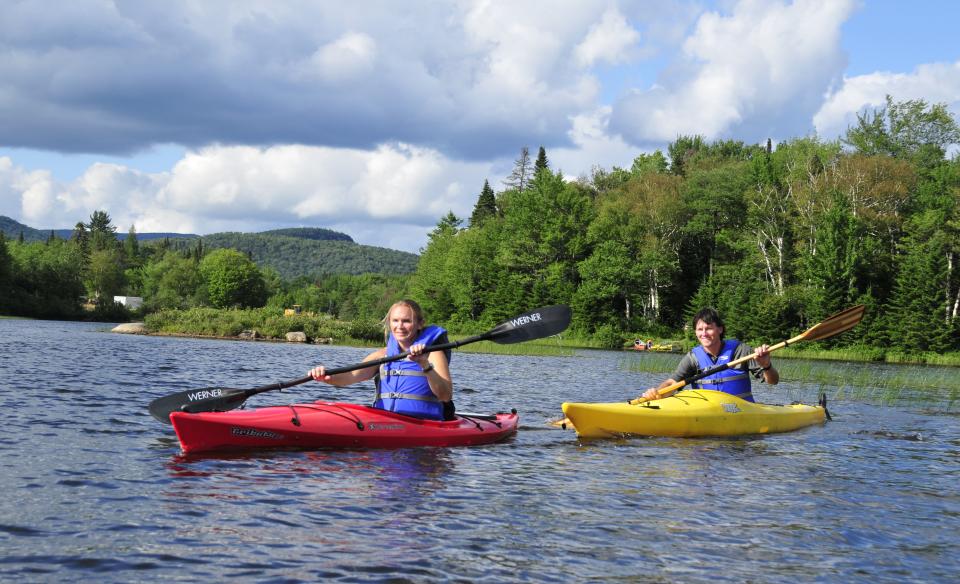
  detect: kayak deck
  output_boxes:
[561,390,825,439]
[170,401,519,454]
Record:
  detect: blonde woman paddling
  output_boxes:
[309,299,454,420]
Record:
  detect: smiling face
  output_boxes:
[695,318,724,355]
[388,304,422,349]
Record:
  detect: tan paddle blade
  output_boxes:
[795,304,866,343]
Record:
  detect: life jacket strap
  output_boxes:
[697,372,750,385]
[380,367,428,378]
[377,392,441,403]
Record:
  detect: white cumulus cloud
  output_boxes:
[610,0,857,144]
[574,7,642,68]
[2,144,495,252]
[814,60,960,141]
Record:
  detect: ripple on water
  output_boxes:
[0,320,958,582]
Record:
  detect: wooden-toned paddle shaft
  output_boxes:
[627,304,865,405]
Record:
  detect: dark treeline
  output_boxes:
[412,97,960,353]
[1,96,958,355]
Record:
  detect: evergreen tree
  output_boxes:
[804,193,861,324]
[503,146,533,192]
[71,222,90,260]
[124,225,140,265]
[534,146,549,174]
[87,210,118,252]
[469,180,498,228]
[886,232,952,352]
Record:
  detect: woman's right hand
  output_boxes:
[309,366,330,382]
[642,387,661,401]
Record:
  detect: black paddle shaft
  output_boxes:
[148,304,572,422]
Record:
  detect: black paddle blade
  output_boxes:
[148,387,249,424]
[487,305,572,344]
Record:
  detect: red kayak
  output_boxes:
[170,401,519,454]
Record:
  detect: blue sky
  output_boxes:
[1,0,958,253]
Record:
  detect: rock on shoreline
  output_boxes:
[112,322,146,334]
[110,322,334,344]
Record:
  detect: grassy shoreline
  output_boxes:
[132,307,960,364]
[623,339,960,367]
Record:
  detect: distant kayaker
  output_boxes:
[309,299,454,420]
[641,307,778,402]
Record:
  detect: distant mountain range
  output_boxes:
[0,215,197,242]
[1,216,418,278]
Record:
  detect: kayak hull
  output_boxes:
[561,390,825,439]
[170,402,519,454]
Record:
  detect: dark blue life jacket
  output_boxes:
[374,325,449,419]
[691,340,753,402]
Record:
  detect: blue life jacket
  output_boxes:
[691,340,753,402]
[374,325,449,420]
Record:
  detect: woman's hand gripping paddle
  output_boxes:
[149,305,572,424]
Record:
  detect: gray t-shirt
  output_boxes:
[671,341,763,383]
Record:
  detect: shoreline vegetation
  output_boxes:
[135,307,960,366]
[123,308,960,407]
[623,350,960,403]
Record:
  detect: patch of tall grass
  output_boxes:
[621,352,680,374]
[623,349,960,407]
[781,360,960,392]
[144,308,383,343]
[777,345,960,367]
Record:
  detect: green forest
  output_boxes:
[1,96,958,359]
[412,96,960,356]
[168,231,418,280]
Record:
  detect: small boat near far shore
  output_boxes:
[629,340,682,353]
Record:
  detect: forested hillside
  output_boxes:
[1,217,416,279]
[259,227,354,242]
[165,232,418,278]
[412,98,960,354]
[0,216,46,241]
[0,216,195,242]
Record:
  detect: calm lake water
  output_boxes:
[1,319,957,583]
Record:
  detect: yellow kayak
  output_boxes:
[561,390,826,439]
